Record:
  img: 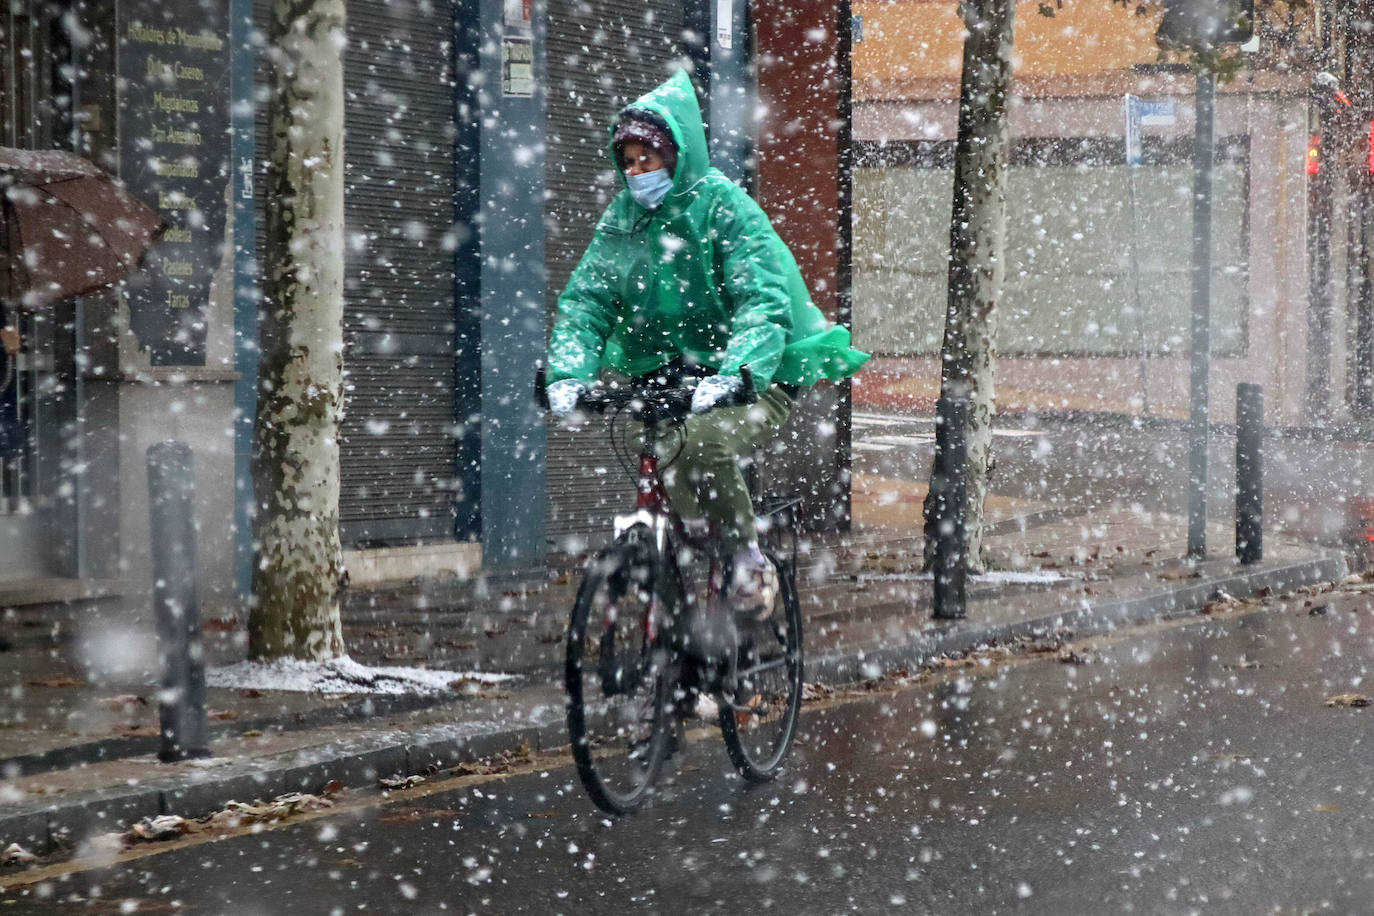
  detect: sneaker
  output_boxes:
[730,546,779,622]
[692,693,720,720]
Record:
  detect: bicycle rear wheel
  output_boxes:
[718,553,803,781]
[566,537,675,814]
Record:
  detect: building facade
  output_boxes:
[850,0,1358,428]
[1,0,854,613]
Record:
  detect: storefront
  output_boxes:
[0,0,855,610]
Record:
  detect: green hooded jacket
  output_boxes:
[547,70,870,391]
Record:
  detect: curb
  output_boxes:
[0,551,1348,856]
[1,709,566,857]
[810,552,1349,683]
[2,690,472,779]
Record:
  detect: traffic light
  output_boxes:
[1157,0,1254,51]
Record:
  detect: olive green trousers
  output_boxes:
[629,385,793,547]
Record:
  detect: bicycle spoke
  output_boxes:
[718,556,803,781]
[566,538,674,814]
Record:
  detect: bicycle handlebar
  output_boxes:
[533,365,757,423]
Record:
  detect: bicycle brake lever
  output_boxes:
[534,366,549,410]
[738,365,759,405]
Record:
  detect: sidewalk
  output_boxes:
[0,477,1352,858]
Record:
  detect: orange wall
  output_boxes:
[853,0,1164,84]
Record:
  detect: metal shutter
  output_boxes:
[544,0,685,547]
[256,0,461,547]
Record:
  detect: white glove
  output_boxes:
[691,374,743,414]
[547,378,587,420]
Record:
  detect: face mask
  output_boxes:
[626,168,673,210]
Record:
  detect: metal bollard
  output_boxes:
[931,392,968,619]
[146,441,209,762]
[1235,383,1263,565]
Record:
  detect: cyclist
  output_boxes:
[546,69,868,621]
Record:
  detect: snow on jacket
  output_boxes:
[547,69,870,391]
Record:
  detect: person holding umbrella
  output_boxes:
[0,146,161,479]
[0,146,163,309]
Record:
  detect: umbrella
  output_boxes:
[0,146,163,309]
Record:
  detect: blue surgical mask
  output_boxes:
[626,168,673,210]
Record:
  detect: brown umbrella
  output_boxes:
[0,147,163,309]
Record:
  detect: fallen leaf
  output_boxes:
[241,729,263,738]
[207,710,240,721]
[1158,568,1201,581]
[27,677,84,688]
[380,774,426,791]
[1057,648,1092,665]
[320,779,343,796]
[238,689,263,699]
[204,793,333,829]
[1314,803,1342,813]
[378,809,431,824]
[735,694,765,728]
[451,680,511,700]
[96,694,148,711]
[1,843,37,865]
[1309,603,1332,617]
[128,814,193,842]
[456,760,507,776]
[1326,694,1370,708]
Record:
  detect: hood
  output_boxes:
[607,69,709,198]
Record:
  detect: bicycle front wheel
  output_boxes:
[566,538,674,814]
[719,554,804,782]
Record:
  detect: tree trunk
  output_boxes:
[922,0,1016,574]
[249,0,346,660]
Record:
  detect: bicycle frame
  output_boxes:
[543,366,803,810]
[610,419,716,653]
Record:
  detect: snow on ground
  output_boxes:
[206,655,514,695]
[859,570,1073,584]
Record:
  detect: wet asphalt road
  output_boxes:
[9,584,1374,914]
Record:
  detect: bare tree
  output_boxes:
[249,0,347,660]
[920,0,1317,573]
[922,0,1016,574]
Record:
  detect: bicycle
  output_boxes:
[536,366,805,815]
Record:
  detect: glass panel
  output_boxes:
[853,156,1249,358]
